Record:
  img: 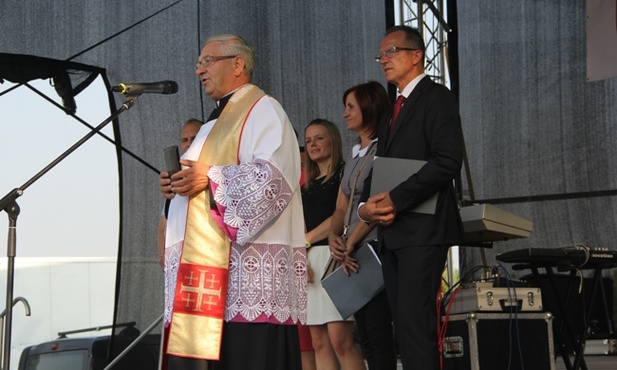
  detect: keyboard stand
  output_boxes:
[511,263,612,370]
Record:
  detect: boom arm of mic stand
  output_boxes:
[0,95,139,370]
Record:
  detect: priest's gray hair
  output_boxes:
[205,34,255,78]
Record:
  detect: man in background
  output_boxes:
[157,118,203,269]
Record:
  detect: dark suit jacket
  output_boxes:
[361,76,465,250]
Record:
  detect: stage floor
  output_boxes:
[555,355,617,370]
[393,355,617,369]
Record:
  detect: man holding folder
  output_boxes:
[358,25,465,370]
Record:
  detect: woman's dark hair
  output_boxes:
[342,81,390,140]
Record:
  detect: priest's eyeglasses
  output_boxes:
[374,46,417,62]
[196,55,238,70]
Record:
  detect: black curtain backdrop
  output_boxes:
[456,1,617,285]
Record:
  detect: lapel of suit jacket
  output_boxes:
[385,76,433,152]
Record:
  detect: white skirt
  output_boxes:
[306,245,354,325]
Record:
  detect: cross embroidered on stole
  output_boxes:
[167,84,266,360]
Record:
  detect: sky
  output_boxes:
[0,77,119,258]
[0,78,122,370]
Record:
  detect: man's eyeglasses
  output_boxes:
[195,55,238,70]
[374,46,417,62]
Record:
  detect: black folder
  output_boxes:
[321,243,384,319]
[370,156,437,214]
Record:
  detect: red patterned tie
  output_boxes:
[390,95,406,129]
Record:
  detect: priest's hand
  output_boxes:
[170,159,210,197]
[159,171,175,200]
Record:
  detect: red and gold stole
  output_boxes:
[167,84,266,360]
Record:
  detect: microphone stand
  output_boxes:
[0,94,140,370]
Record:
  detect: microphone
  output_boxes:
[111,80,178,95]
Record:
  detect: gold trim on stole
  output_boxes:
[167,85,266,360]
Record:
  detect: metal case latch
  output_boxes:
[443,336,464,358]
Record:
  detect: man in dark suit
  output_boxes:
[359,25,464,370]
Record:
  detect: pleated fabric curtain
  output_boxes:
[456,1,617,279]
[1,0,387,338]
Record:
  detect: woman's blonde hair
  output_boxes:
[303,118,343,189]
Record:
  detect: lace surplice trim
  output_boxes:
[226,242,307,324]
[209,159,293,245]
[164,242,308,325]
[163,240,183,326]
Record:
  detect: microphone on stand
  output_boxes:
[111,81,178,95]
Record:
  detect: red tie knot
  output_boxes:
[391,95,406,127]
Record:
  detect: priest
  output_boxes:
[159,34,307,370]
